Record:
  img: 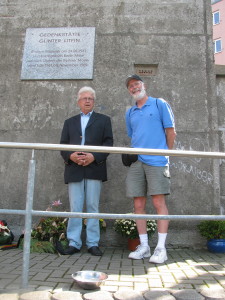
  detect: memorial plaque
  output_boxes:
[21,27,95,80]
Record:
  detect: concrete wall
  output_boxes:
[216,66,225,216]
[0,0,220,248]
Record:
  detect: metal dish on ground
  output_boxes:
[71,270,108,290]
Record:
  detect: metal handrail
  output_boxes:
[0,142,225,288]
[1,141,225,158]
[1,210,225,221]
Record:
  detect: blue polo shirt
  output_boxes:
[125,97,175,166]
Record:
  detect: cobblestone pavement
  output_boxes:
[0,247,225,299]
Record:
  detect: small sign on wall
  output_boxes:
[134,64,158,76]
[21,27,95,80]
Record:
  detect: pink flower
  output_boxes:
[52,200,62,207]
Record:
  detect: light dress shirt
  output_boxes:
[80,111,93,145]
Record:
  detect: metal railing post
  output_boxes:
[22,150,36,288]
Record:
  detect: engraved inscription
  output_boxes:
[134,64,158,76]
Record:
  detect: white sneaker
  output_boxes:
[149,247,168,264]
[128,244,151,260]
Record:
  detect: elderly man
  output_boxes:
[125,75,176,263]
[58,86,113,256]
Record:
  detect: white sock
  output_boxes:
[139,234,148,247]
[156,232,167,249]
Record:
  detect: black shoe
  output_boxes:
[63,246,80,255]
[88,246,103,256]
[55,241,80,255]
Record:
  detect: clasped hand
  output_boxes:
[70,152,95,166]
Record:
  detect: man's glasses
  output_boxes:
[79,97,94,102]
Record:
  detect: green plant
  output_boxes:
[197,220,225,240]
[114,214,157,240]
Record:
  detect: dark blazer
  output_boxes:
[60,111,113,183]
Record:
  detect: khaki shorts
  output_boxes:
[126,160,171,197]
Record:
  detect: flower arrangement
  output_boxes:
[0,220,10,235]
[18,200,68,253]
[31,200,68,242]
[0,220,14,245]
[114,214,157,240]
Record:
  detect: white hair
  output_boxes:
[77,86,96,101]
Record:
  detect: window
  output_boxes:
[211,0,222,4]
[213,11,220,25]
[214,39,222,53]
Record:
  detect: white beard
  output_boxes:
[132,87,146,101]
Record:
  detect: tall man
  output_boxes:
[125,75,176,263]
[59,86,113,256]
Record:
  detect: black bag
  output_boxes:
[121,154,138,167]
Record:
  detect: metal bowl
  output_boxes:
[71,270,108,290]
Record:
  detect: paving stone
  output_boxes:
[0,293,19,300]
[200,288,225,299]
[148,279,163,288]
[171,289,204,300]
[143,290,176,300]
[113,290,144,300]
[51,291,82,300]
[19,291,51,300]
[53,283,71,292]
[101,285,118,293]
[83,290,113,300]
[134,282,149,291]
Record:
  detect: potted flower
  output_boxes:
[114,214,157,251]
[197,220,225,253]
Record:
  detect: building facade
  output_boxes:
[212,0,225,65]
[0,0,219,248]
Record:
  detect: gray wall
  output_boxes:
[216,67,225,216]
[0,0,220,247]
